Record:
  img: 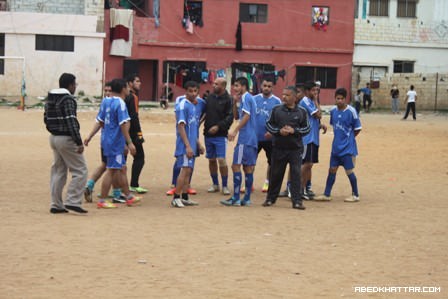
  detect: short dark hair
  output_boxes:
[335,87,347,98]
[125,73,139,83]
[105,81,112,87]
[59,73,76,89]
[110,78,127,93]
[261,78,274,84]
[184,80,199,89]
[235,77,249,89]
[304,80,316,91]
[357,89,361,94]
[284,85,297,96]
[295,83,305,91]
[410,85,414,90]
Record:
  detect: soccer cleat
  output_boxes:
[181,198,199,206]
[129,186,148,194]
[166,187,176,196]
[314,194,332,201]
[84,187,93,203]
[187,188,197,195]
[97,200,117,209]
[344,195,360,202]
[112,193,127,204]
[171,198,185,208]
[207,185,220,193]
[126,196,141,206]
[261,182,269,193]
[306,189,316,198]
[222,186,231,195]
[220,197,241,206]
[301,193,311,201]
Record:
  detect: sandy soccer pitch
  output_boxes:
[0,107,447,299]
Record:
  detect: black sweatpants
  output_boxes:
[130,141,145,188]
[403,102,416,120]
[266,148,302,205]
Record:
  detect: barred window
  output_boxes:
[369,0,389,16]
[240,3,268,23]
[397,0,417,18]
[296,66,337,89]
[36,35,74,52]
[393,61,414,73]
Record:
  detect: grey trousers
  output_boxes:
[49,135,88,209]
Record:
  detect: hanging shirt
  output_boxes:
[96,96,130,156]
[237,92,258,148]
[329,105,362,157]
[253,93,282,142]
[299,96,320,146]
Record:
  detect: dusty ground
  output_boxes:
[0,107,447,299]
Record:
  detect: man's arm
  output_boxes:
[62,97,83,153]
[228,112,250,142]
[265,108,280,136]
[294,108,311,136]
[84,121,102,146]
[217,96,234,131]
[120,121,136,156]
[178,122,194,158]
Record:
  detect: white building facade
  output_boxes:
[353,0,448,110]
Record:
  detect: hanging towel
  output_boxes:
[110,8,133,57]
[186,19,194,34]
[235,21,242,51]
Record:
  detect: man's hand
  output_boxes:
[208,125,219,135]
[128,143,137,156]
[186,145,194,158]
[83,137,91,146]
[76,145,84,154]
[228,130,237,142]
[264,132,272,139]
[198,142,205,155]
[320,124,328,134]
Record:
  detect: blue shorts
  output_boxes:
[106,154,126,169]
[205,136,227,159]
[175,155,196,169]
[233,144,257,166]
[330,154,356,170]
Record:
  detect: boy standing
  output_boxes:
[220,77,258,207]
[315,88,362,202]
[171,81,206,208]
[402,85,417,121]
[262,86,310,210]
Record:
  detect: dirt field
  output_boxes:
[0,107,447,299]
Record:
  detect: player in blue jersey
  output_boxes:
[93,78,140,208]
[300,81,327,200]
[171,81,206,208]
[253,78,282,193]
[220,77,258,207]
[315,88,362,202]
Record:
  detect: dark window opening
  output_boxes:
[369,0,389,16]
[0,33,4,75]
[36,35,74,52]
[163,61,207,87]
[239,3,268,23]
[393,61,414,73]
[184,1,203,26]
[296,66,337,89]
[397,0,417,18]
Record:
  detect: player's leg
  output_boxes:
[166,160,180,195]
[172,156,196,207]
[315,154,339,201]
[241,146,257,205]
[262,141,273,192]
[343,155,359,202]
[411,102,416,120]
[263,148,287,207]
[220,144,243,206]
[289,151,305,210]
[49,136,68,212]
[130,142,147,193]
[205,137,219,192]
[216,137,229,195]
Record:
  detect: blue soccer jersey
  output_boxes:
[237,92,258,148]
[329,105,362,157]
[299,97,320,146]
[253,93,282,142]
[96,96,130,156]
[174,97,206,157]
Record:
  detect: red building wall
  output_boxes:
[104,0,355,104]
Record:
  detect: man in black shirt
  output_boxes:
[203,78,234,195]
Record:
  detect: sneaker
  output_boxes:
[302,193,311,201]
[220,197,241,206]
[84,187,93,203]
[344,195,360,202]
[181,198,199,206]
[261,182,269,193]
[187,188,197,195]
[306,189,316,198]
[314,194,332,201]
[207,185,220,193]
[171,198,185,208]
[112,196,127,204]
[126,196,141,206]
[292,202,306,210]
[166,187,176,196]
[222,186,231,195]
[262,200,274,207]
[97,200,117,209]
[129,186,148,194]
[241,198,252,206]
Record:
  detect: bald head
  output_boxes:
[213,78,227,95]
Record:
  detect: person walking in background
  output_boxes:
[390,85,400,114]
[44,73,88,214]
[204,78,233,196]
[361,82,372,113]
[354,89,361,115]
[402,85,417,121]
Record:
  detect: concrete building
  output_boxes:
[0,0,105,100]
[104,0,355,105]
[354,0,448,110]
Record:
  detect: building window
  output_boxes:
[369,0,389,16]
[239,3,268,23]
[393,61,414,73]
[296,66,337,89]
[35,35,74,52]
[397,0,417,18]
[0,33,4,75]
[184,1,203,26]
[312,6,329,31]
[162,61,207,87]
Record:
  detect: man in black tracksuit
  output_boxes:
[263,86,310,210]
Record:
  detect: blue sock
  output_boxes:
[211,174,219,185]
[86,179,95,190]
[324,173,336,196]
[244,173,254,200]
[306,180,312,191]
[222,175,228,187]
[233,172,242,201]
[113,188,121,198]
[348,173,359,196]
[171,162,180,186]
